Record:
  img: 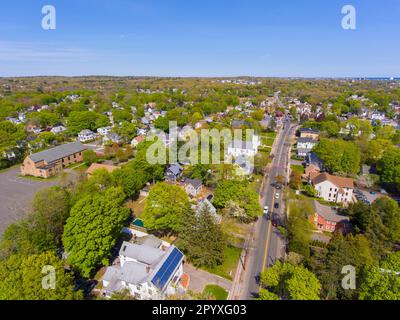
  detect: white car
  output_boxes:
[264,206,269,214]
[275,193,280,199]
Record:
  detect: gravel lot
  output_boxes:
[0,167,59,236]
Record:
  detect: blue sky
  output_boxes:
[0,0,399,77]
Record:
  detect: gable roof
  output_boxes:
[29,142,87,164]
[312,173,354,189]
[167,164,183,176]
[313,200,350,223]
[185,178,202,189]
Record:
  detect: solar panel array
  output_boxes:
[151,247,183,291]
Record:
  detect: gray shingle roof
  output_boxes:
[313,200,350,223]
[29,142,87,164]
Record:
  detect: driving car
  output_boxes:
[264,206,269,215]
[275,193,280,199]
[274,203,279,209]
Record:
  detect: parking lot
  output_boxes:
[0,166,59,236]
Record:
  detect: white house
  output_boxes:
[51,125,67,134]
[97,126,113,136]
[184,178,203,198]
[371,112,386,121]
[78,130,96,143]
[312,173,354,205]
[103,132,123,145]
[102,240,184,300]
[227,135,261,158]
[297,137,318,157]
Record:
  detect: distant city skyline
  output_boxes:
[1,0,399,77]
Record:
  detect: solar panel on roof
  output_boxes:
[151,247,183,291]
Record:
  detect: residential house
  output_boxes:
[312,173,354,205]
[227,135,261,158]
[302,164,321,182]
[184,178,203,198]
[78,130,96,143]
[311,200,350,233]
[97,126,113,136]
[297,137,318,157]
[103,132,123,145]
[131,135,145,147]
[101,240,184,300]
[299,128,320,140]
[20,142,87,178]
[165,164,183,182]
[50,125,67,134]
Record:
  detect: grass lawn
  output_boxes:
[17,174,58,182]
[291,164,305,175]
[203,285,228,300]
[203,246,242,280]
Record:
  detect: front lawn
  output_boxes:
[203,246,242,280]
[291,164,305,175]
[203,285,228,300]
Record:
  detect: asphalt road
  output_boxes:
[242,120,297,299]
[0,167,59,236]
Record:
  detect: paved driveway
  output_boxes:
[0,167,59,236]
[184,263,232,293]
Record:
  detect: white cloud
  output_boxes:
[0,41,91,62]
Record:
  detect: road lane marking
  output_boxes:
[261,219,272,273]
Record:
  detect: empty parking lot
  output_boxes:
[0,166,59,236]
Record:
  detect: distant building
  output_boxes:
[312,173,354,205]
[97,126,113,136]
[78,130,96,143]
[101,240,184,300]
[20,142,87,178]
[103,132,123,145]
[50,125,67,134]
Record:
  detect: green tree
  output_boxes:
[112,168,147,198]
[359,264,400,300]
[82,149,97,165]
[313,138,361,175]
[62,187,130,277]
[377,147,400,192]
[260,262,321,300]
[0,252,82,300]
[141,182,191,234]
[179,206,226,268]
[213,180,262,221]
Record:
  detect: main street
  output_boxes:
[231,119,297,299]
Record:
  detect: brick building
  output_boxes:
[20,142,87,178]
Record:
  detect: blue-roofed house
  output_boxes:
[101,240,185,300]
[165,163,183,182]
